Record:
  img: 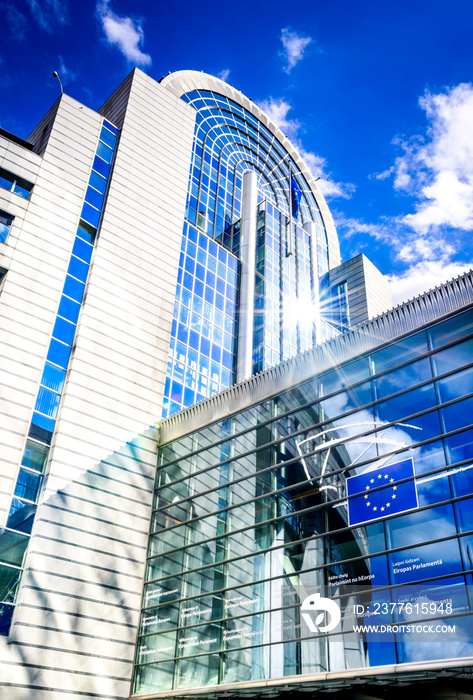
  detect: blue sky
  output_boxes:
[2,0,473,304]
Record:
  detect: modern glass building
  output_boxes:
[133,275,473,697]
[0,67,469,700]
[160,76,347,418]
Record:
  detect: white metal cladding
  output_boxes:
[161,69,341,271]
[159,269,473,444]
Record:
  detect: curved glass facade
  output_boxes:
[163,88,335,417]
[134,307,473,695]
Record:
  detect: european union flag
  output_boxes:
[347,458,418,527]
[290,173,302,220]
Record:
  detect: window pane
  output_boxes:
[102,119,118,136]
[57,295,80,324]
[13,181,32,199]
[88,169,107,195]
[445,428,473,465]
[34,386,60,418]
[21,440,49,472]
[52,317,75,345]
[432,337,473,376]
[0,172,13,191]
[14,468,42,502]
[40,362,65,393]
[375,384,437,422]
[99,125,117,148]
[0,211,13,243]
[62,274,85,303]
[92,155,110,178]
[320,357,370,395]
[6,499,36,535]
[370,332,428,375]
[46,339,71,369]
[96,140,113,164]
[440,396,473,433]
[374,358,432,401]
[68,255,89,282]
[85,185,104,211]
[0,529,29,566]
[0,603,14,636]
[428,309,473,349]
[436,366,473,403]
[30,411,55,434]
[0,565,21,604]
[80,202,100,229]
[76,223,95,245]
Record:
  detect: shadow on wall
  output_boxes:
[0,424,159,700]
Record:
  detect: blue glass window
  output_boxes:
[89,169,107,195]
[200,337,211,357]
[7,499,36,534]
[40,363,65,393]
[57,295,80,324]
[92,155,110,178]
[374,358,432,401]
[72,237,93,264]
[103,119,118,136]
[85,186,104,211]
[445,429,473,465]
[370,333,428,375]
[440,397,473,433]
[386,503,456,550]
[0,210,13,243]
[96,141,113,164]
[99,125,117,148]
[454,497,473,533]
[68,255,89,282]
[428,310,473,350]
[62,275,85,303]
[30,411,55,440]
[35,387,60,419]
[21,440,48,472]
[432,337,473,376]
[46,339,71,369]
[52,317,75,346]
[436,366,473,404]
[450,464,473,498]
[81,202,100,229]
[0,567,21,605]
[14,469,42,502]
[375,384,437,423]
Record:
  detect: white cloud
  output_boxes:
[279,28,312,73]
[27,0,67,32]
[217,69,230,83]
[388,84,473,233]
[388,260,473,305]
[334,214,390,242]
[257,97,300,140]
[97,0,152,67]
[257,97,354,199]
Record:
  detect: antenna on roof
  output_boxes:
[52,71,63,95]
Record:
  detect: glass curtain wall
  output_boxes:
[162,90,331,417]
[133,307,473,694]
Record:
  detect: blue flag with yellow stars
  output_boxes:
[290,173,302,220]
[347,458,418,527]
